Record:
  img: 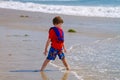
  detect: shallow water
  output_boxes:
[67,36,120,80]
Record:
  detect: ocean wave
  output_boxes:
[0,1,120,18]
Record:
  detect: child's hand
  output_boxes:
[64,48,67,53]
[43,50,48,56]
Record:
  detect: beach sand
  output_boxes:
[0,8,119,80]
[0,8,79,80]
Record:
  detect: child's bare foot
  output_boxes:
[40,68,44,71]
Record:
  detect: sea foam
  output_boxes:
[0,1,120,18]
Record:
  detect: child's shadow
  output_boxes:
[10,70,39,72]
[40,71,70,80]
[10,69,59,72]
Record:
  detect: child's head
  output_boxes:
[53,16,64,25]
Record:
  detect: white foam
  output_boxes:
[50,62,84,80]
[71,71,84,80]
[0,1,120,18]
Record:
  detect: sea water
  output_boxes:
[0,0,120,18]
[0,0,120,80]
[67,36,120,80]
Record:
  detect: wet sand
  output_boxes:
[0,8,79,80]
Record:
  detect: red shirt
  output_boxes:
[49,27,64,50]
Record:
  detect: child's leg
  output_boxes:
[40,59,50,71]
[61,58,70,70]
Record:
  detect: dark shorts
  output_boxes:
[47,47,65,60]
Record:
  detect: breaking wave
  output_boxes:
[0,1,120,18]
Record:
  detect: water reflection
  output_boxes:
[40,71,70,80]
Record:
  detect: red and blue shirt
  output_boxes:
[49,27,64,50]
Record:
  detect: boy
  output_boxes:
[40,16,70,71]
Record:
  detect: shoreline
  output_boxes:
[1,7,120,19]
[0,1,120,18]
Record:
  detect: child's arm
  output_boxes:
[63,43,67,53]
[44,38,51,56]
